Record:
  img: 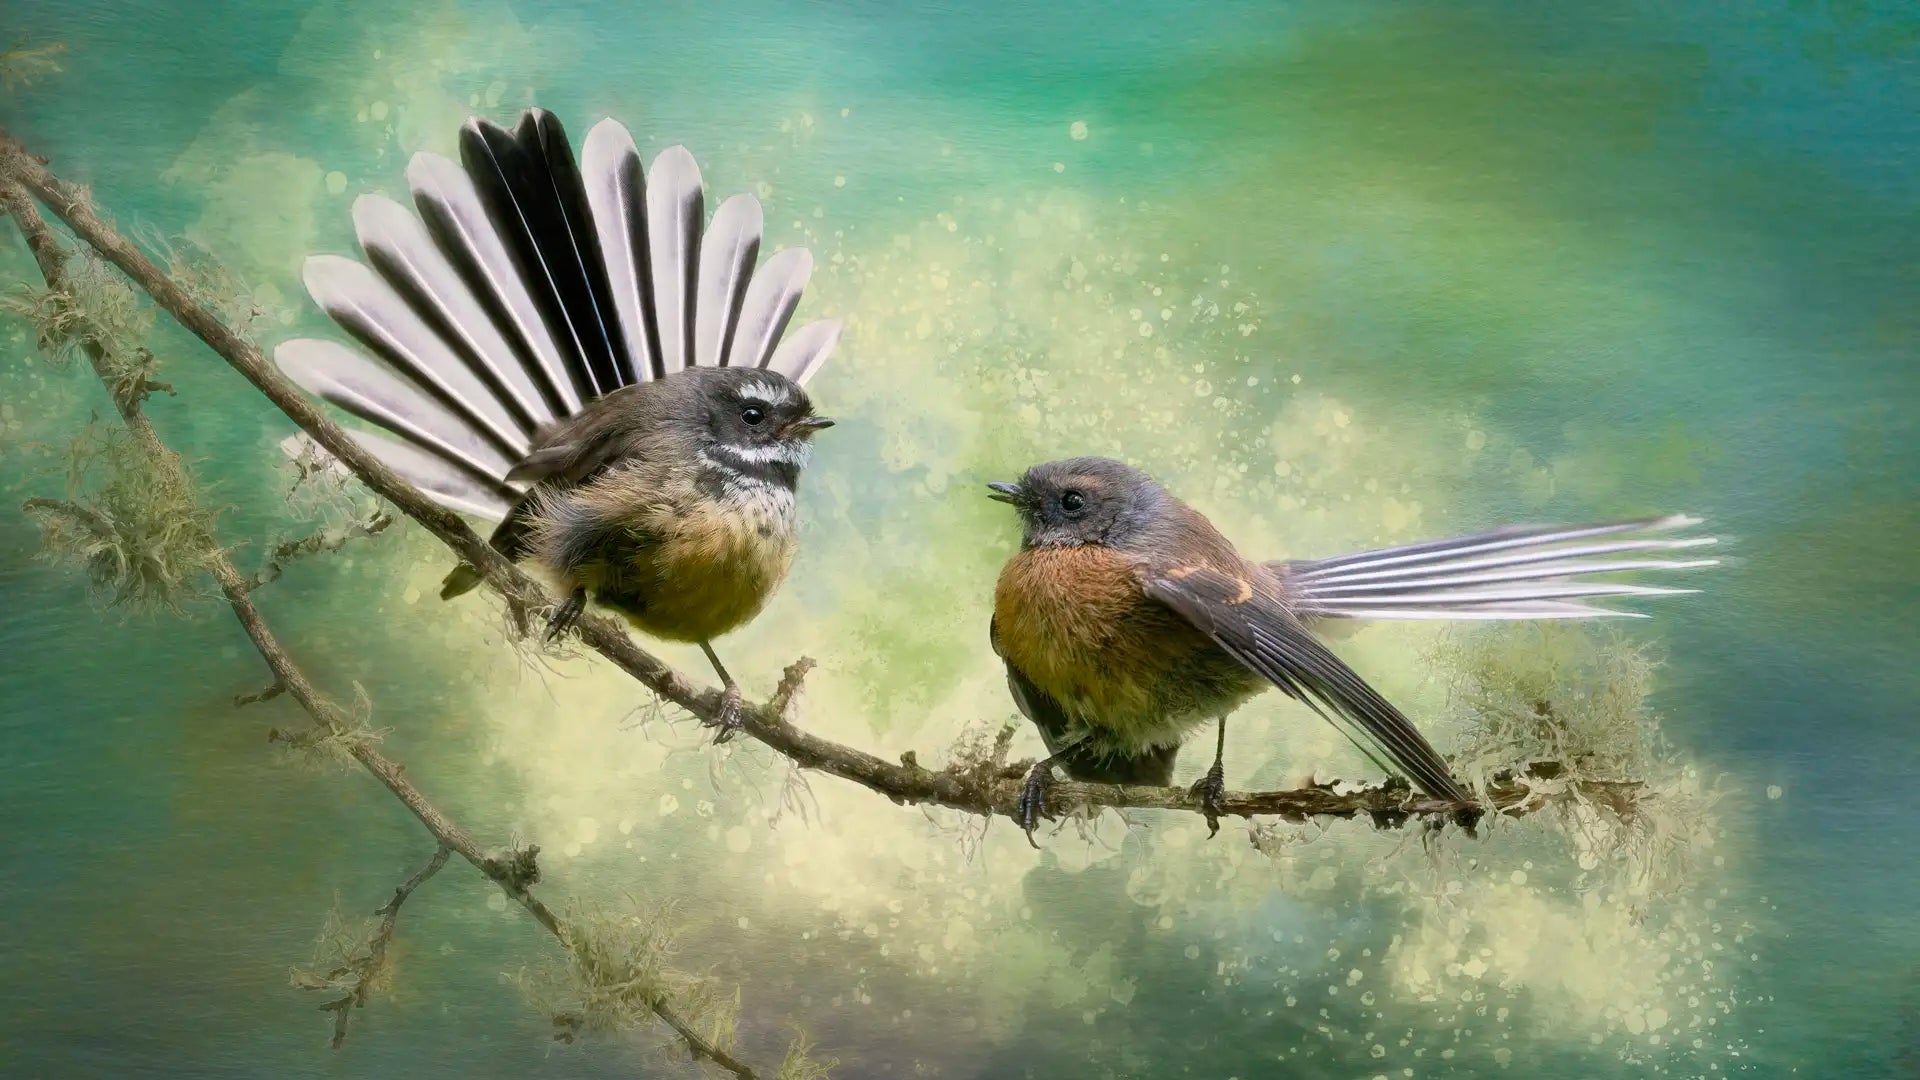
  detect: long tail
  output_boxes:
[273,108,841,522]
[1277,514,1719,620]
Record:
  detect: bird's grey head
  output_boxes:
[987,457,1166,549]
[691,367,833,491]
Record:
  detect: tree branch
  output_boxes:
[3,178,761,1078]
[0,127,1626,841]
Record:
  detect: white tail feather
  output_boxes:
[766,319,841,384]
[1285,515,1719,620]
[730,247,811,368]
[644,147,703,376]
[695,194,763,367]
[275,338,522,480]
[580,119,656,382]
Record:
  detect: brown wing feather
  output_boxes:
[1142,564,1471,803]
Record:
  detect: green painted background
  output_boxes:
[2,1,1916,1076]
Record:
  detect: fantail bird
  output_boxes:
[987,457,1718,842]
[274,108,842,733]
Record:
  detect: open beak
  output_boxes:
[986,481,1024,505]
[781,416,836,438]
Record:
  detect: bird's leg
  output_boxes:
[698,641,745,743]
[1189,715,1230,838]
[1017,734,1089,849]
[544,587,587,642]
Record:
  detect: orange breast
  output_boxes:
[993,545,1213,741]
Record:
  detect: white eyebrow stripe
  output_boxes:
[736,380,794,407]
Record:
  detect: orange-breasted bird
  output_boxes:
[987,457,1717,841]
[275,108,842,734]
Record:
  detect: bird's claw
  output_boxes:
[706,683,744,744]
[544,590,586,642]
[1190,761,1227,838]
[1017,761,1054,848]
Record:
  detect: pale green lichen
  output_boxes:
[0,255,155,383]
[24,425,215,613]
[513,899,742,1055]
[289,906,388,999]
[1434,622,1722,894]
[776,1028,839,1080]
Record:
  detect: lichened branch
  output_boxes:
[0,128,1636,843]
[2,179,762,1078]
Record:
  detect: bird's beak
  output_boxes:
[986,481,1024,505]
[781,416,836,438]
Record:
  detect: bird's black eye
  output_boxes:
[1060,490,1086,514]
[741,405,766,426]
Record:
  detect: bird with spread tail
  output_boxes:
[276,108,841,734]
[987,457,1718,842]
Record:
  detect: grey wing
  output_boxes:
[1142,565,1471,803]
[273,108,840,524]
[1276,515,1718,620]
[989,617,1179,787]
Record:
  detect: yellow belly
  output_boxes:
[585,499,795,643]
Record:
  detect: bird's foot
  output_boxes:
[1189,760,1228,838]
[544,589,587,642]
[705,683,745,745]
[1017,761,1056,849]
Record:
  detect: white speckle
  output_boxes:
[834,175,846,187]
[403,586,421,605]
[1053,162,1066,173]
[325,171,348,195]
[1510,869,1528,885]
[1767,785,1783,800]
[658,794,679,816]
[1466,429,1488,451]
[1291,373,1303,384]
[1138,322,1154,338]
[1069,120,1089,140]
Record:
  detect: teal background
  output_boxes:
[2,1,1917,1077]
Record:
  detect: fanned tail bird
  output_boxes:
[986,457,1719,842]
[276,108,841,734]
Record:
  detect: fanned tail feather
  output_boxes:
[1280,514,1720,620]
[273,107,840,521]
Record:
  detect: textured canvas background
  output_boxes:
[2,1,1916,1076]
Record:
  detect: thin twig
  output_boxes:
[250,509,395,590]
[308,844,452,1048]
